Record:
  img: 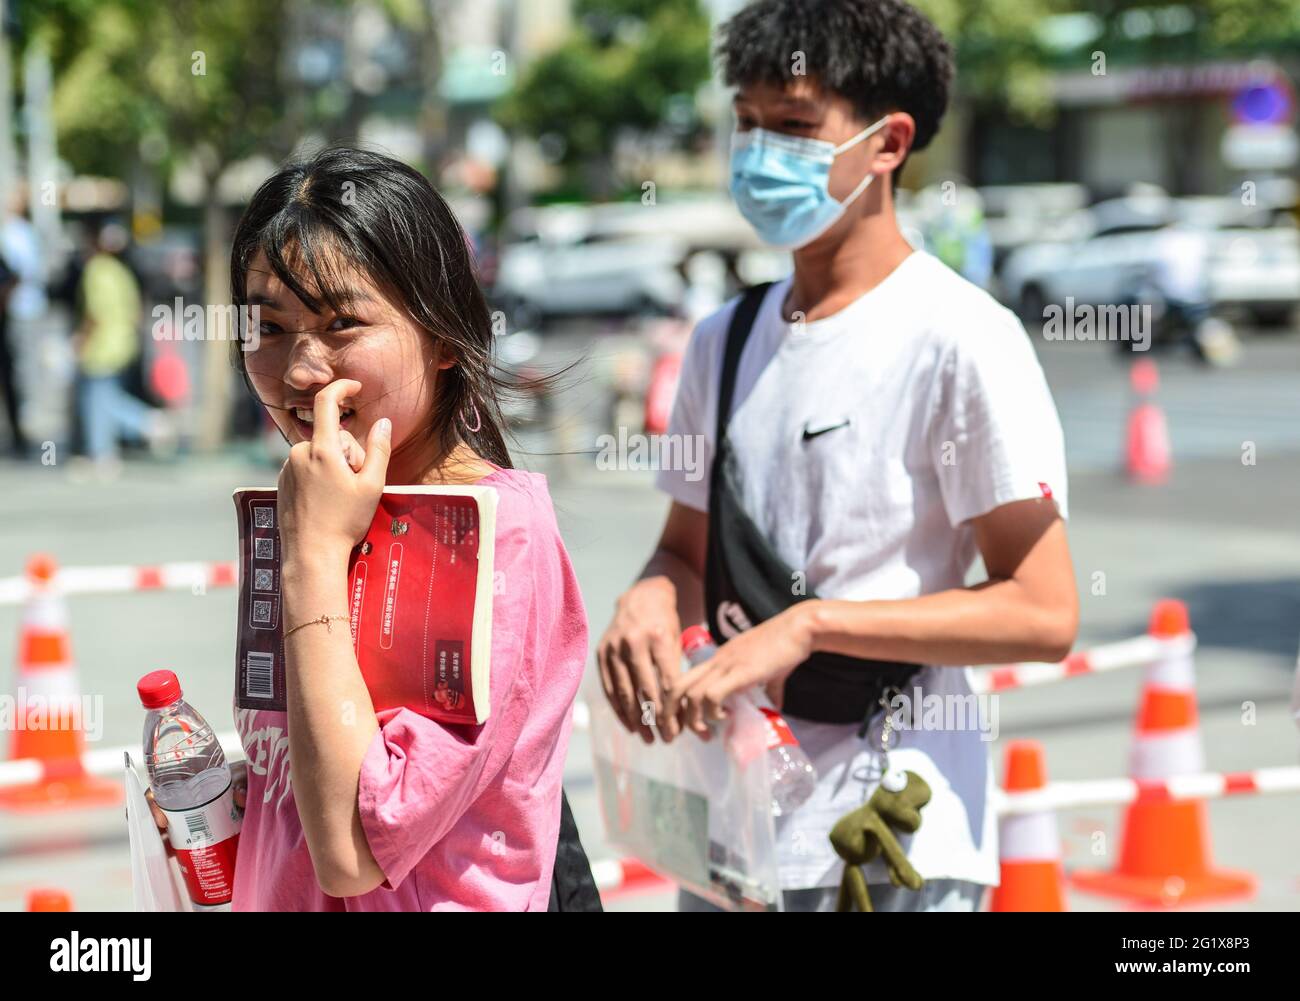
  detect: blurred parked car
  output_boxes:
[978,182,1091,277]
[1000,194,1300,326]
[1208,225,1300,326]
[493,229,687,329]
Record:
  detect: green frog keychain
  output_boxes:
[829,686,931,912]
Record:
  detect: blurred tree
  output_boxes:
[23,0,444,449]
[494,0,712,198]
[913,0,1068,123]
[893,1,1300,125]
[24,0,309,447]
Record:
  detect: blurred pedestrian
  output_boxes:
[72,222,174,477]
[1,187,45,458]
[0,244,19,457]
[917,180,994,290]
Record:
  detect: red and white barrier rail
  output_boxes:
[566,632,1192,729]
[2,557,1176,701]
[0,560,237,605]
[589,857,675,897]
[994,765,1300,816]
[969,632,1195,695]
[10,730,1294,818]
[0,731,247,789]
[0,733,674,900]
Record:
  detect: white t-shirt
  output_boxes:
[655,250,1069,889]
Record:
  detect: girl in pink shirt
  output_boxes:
[215,147,594,910]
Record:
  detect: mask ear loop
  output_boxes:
[831,114,891,156]
[830,115,891,210]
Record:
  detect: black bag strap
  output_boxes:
[713,281,775,453]
[704,279,924,733]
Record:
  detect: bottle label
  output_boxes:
[160,777,242,906]
[757,707,799,750]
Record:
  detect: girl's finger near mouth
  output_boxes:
[291,406,359,444]
[310,378,362,448]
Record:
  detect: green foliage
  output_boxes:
[494,0,711,172]
[913,0,1069,122]
[22,0,355,181]
[914,0,1300,123]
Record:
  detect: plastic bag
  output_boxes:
[585,674,783,911]
[124,751,190,912]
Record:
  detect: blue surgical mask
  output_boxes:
[729,115,890,250]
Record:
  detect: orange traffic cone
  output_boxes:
[27,888,72,911]
[990,740,1066,912]
[0,554,121,812]
[1071,600,1254,906]
[1125,359,1170,484]
[643,351,682,436]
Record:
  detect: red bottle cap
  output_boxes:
[138,670,183,709]
[681,624,714,656]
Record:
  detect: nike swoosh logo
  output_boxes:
[802,419,851,441]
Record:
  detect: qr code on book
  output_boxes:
[254,507,275,529]
[254,537,275,560]
[253,600,272,624]
[253,568,274,591]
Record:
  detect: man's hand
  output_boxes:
[667,605,814,738]
[596,577,684,744]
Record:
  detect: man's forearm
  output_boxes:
[802,577,1077,668]
[637,546,705,629]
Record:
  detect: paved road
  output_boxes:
[0,330,1297,911]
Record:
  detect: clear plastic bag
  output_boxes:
[124,751,190,912]
[585,675,783,911]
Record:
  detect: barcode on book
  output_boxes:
[185,810,211,841]
[245,651,275,699]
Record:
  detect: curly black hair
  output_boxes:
[716,0,954,157]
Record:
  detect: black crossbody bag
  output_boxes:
[703,282,924,733]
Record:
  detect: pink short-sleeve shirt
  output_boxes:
[231,469,589,911]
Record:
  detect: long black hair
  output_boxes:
[230,145,515,471]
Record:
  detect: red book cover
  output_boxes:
[233,486,498,725]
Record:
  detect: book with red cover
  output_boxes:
[233,486,498,725]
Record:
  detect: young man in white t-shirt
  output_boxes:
[596,0,1078,912]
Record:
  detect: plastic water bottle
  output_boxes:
[138,670,241,910]
[680,625,818,816]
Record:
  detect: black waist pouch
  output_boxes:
[703,283,924,731]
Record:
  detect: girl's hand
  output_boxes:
[667,605,816,738]
[337,428,368,473]
[277,379,392,569]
